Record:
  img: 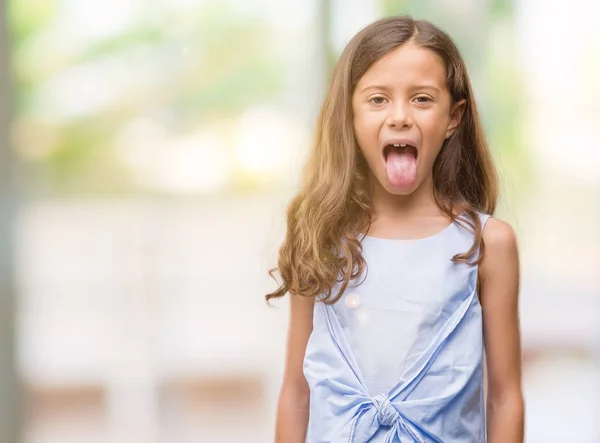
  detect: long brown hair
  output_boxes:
[266,16,498,303]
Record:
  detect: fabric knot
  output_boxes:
[372,394,400,426]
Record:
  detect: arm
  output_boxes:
[479,218,525,443]
[275,293,314,443]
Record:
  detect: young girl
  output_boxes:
[267,16,524,443]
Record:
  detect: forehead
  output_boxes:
[356,42,447,90]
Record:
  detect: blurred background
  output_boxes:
[0,0,599,442]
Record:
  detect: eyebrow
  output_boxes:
[359,84,442,94]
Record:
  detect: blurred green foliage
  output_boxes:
[9,1,283,196]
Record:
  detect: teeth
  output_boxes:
[391,143,408,147]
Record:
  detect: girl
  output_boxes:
[268,16,524,443]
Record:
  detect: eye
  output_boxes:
[368,96,388,105]
[414,96,433,104]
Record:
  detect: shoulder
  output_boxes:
[479,217,519,281]
[482,217,518,251]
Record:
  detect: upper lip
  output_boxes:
[381,138,419,156]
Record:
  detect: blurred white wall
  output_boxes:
[17,195,291,443]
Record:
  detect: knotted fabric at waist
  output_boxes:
[365,394,425,442]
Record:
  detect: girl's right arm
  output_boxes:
[274,293,314,443]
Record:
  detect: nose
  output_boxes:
[386,101,412,129]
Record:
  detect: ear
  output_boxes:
[445,99,466,139]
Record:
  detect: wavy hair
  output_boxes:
[266,16,498,303]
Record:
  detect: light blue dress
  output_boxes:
[303,213,491,442]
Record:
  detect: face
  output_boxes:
[352,42,465,195]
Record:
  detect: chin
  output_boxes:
[378,176,421,196]
[385,184,418,196]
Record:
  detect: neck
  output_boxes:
[369,173,443,219]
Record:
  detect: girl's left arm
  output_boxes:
[479,218,525,443]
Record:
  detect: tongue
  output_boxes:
[385,149,417,187]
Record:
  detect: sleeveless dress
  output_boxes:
[303,212,491,443]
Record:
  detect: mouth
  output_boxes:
[382,141,419,161]
[381,139,419,188]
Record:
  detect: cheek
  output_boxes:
[420,114,450,147]
[352,116,371,148]
[353,112,380,146]
[415,117,449,166]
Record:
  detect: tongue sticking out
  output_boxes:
[385,148,417,187]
